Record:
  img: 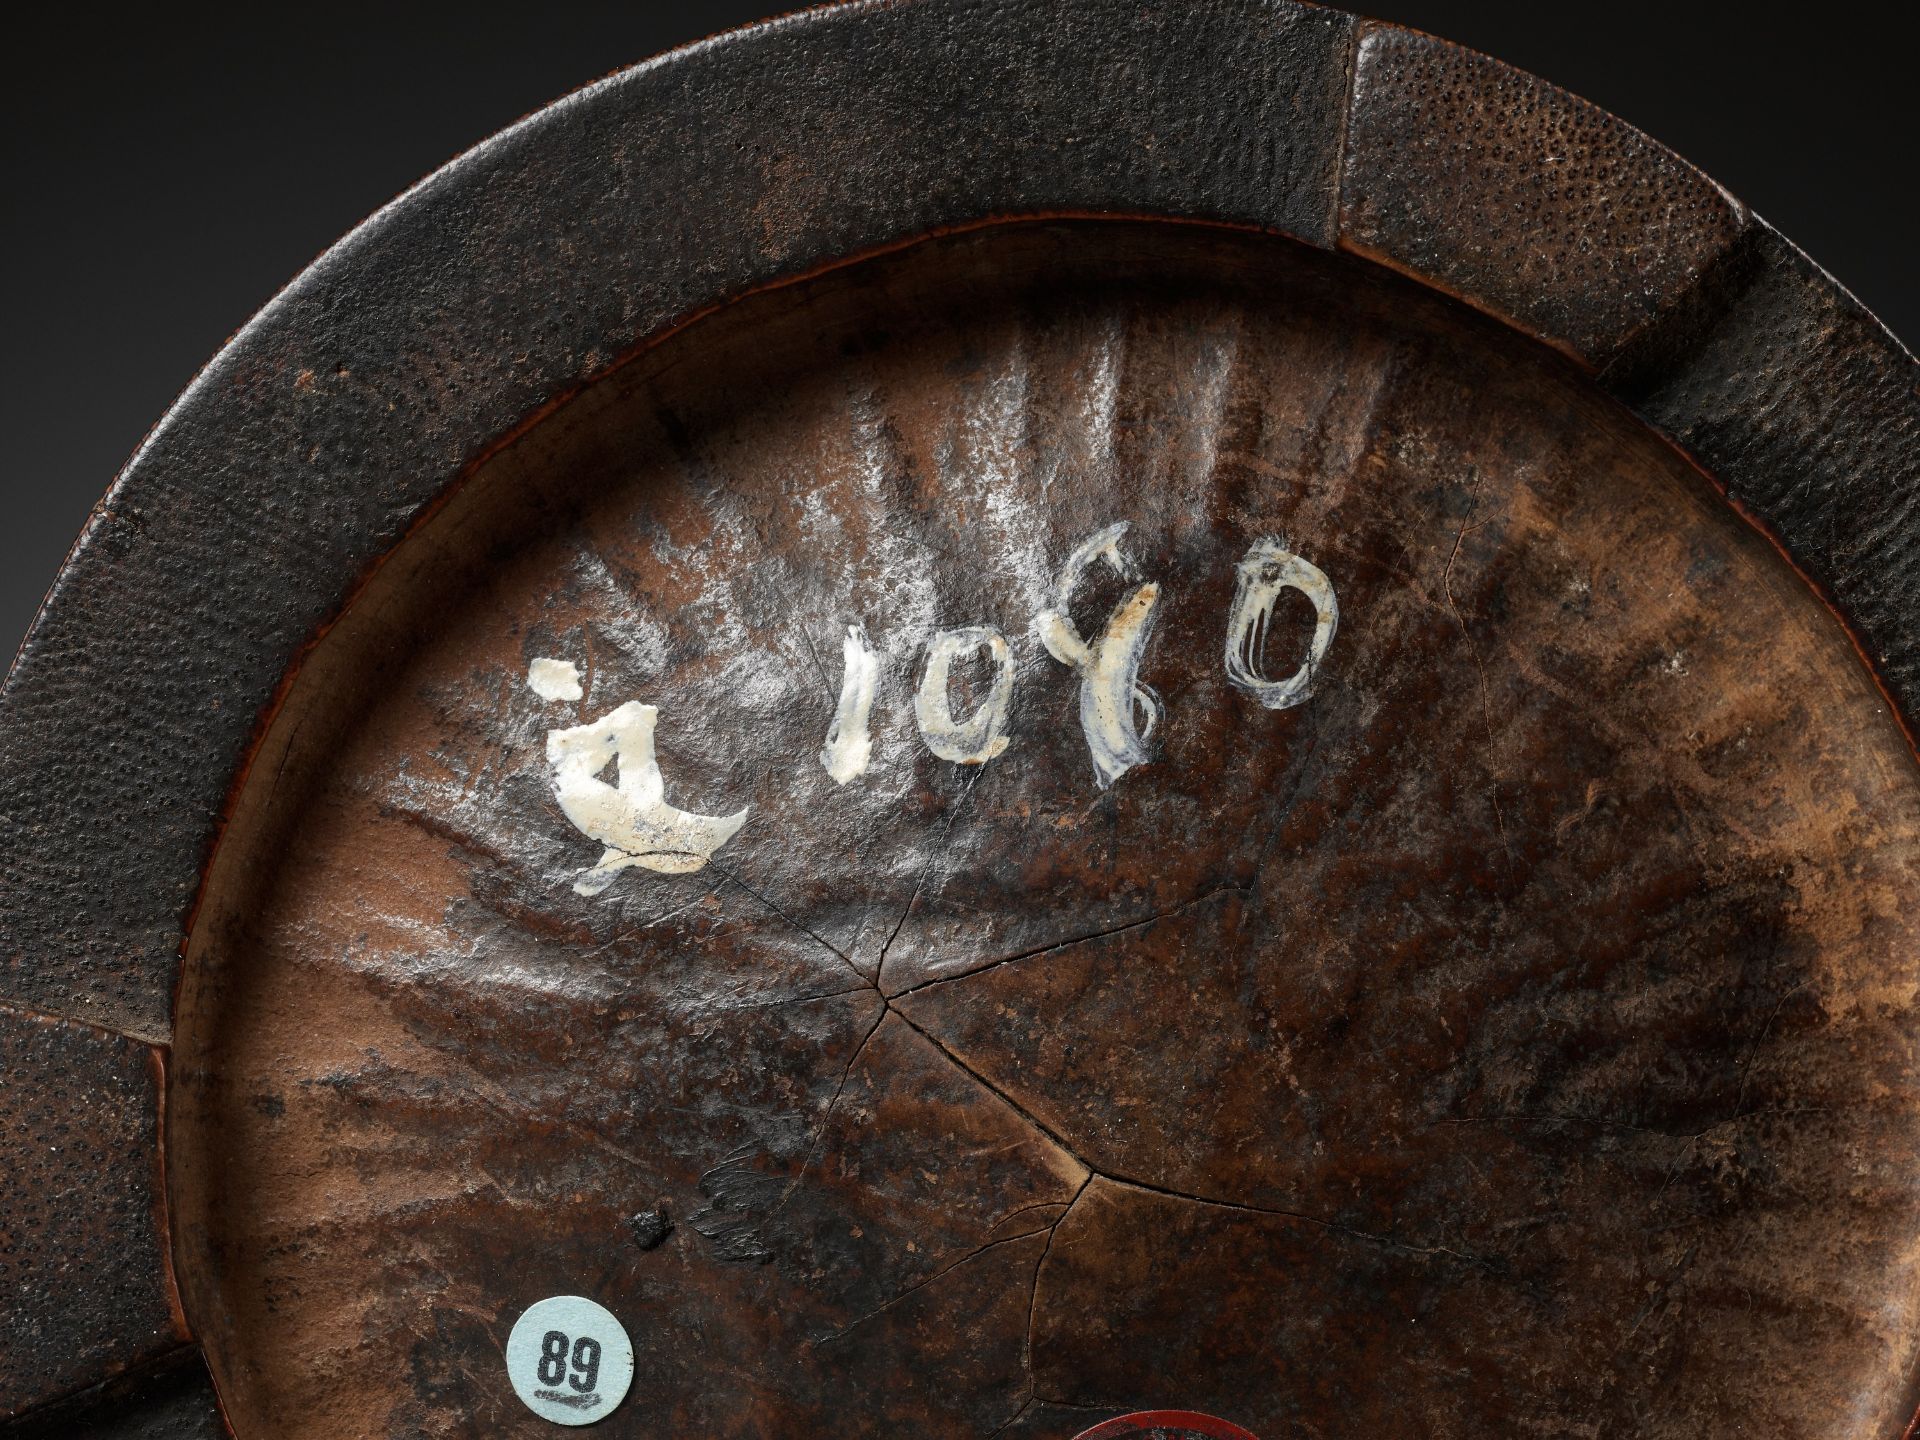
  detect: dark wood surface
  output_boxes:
[0,1007,184,1418]
[3,1355,224,1440]
[1340,23,1750,365]
[167,225,1920,1437]
[1,1,1914,1434]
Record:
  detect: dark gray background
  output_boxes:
[4,2,1911,658]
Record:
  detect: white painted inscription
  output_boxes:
[526,524,1339,894]
[528,656,584,703]
[913,626,1015,765]
[545,700,748,893]
[819,622,879,785]
[1036,522,1163,789]
[1223,539,1339,710]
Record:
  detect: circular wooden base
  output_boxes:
[168,222,1920,1437]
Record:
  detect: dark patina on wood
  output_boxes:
[166,225,1920,1437]
[0,2,1914,1436]
[2,1354,224,1440]
[0,1007,184,1419]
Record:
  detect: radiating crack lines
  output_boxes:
[982,1198,1074,1237]
[895,1008,1496,1268]
[690,984,878,1018]
[793,623,839,709]
[991,1175,1093,1434]
[986,1397,1040,1439]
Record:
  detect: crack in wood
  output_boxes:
[751,996,891,1232]
[873,769,983,992]
[832,807,927,975]
[1102,1172,1494,1268]
[896,1012,1500,1269]
[807,1223,1054,1348]
[890,1009,1090,1169]
[985,1396,1040,1439]
[983,1199,1074,1240]
[886,884,1244,1001]
[701,862,873,992]
[991,1174,1094,1432]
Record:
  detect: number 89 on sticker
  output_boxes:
[506,1295,635,1425]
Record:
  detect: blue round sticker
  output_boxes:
[505,1295,634,1426]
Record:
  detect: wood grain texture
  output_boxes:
[0,0,1355,1043]
[0,2,1911,1433]
[168,224,1920,1438]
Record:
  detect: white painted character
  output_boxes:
[1223,539,1338,709]
[530,669,748,894]
[1036,521,1163,788]
[914,626,1015,764]
[526,656,584,702]
[819,622,879,785]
